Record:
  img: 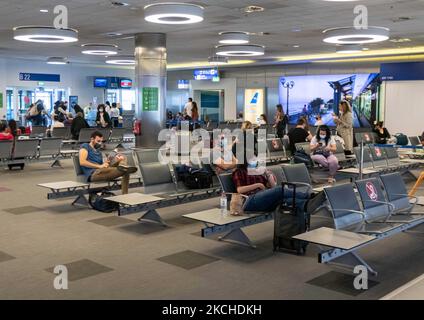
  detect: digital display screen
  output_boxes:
[278,73,379,127]
[194,69,219,80]
[94,78,108,88]
[178,80,189,89]
[120,79,132,88]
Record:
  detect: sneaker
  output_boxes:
[118,165,138,174]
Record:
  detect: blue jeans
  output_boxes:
[243,186,308,212]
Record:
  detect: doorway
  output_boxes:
[193,90,224,123]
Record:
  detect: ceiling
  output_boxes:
[0,0,424,68]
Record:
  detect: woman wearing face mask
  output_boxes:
[231,151,309,213]
[310,125,339,184]
[96,104,112,128]
[333,100,353,154]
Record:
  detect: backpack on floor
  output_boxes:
[395,133,408,146]
[274,182,310,255]
[293,150,314,168]
[89,189,118,213]
[183,169,213,189]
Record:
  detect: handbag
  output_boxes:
[230,193,247,216]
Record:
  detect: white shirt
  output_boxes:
[52,121,64,130]
[311,136,336,147]
[184,102,193,117]
[109,108,120,118]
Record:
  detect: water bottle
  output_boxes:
[220,192,228,216]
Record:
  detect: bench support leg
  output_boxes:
[51,159,62,168]
[328,251,378,277]
[218,228,256,248]
[72,195,89,207]
[138,209,168,227]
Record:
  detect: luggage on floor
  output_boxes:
[293,150,314,168]
[89,189,118,213]
[274,182,310,255]
[395,133,408,146]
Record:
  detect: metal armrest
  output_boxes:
[390,193,419,203]
[362,200,395,212]
[331,209,366,219]
[361,200,395,222]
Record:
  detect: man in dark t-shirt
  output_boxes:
[288,118,313,153]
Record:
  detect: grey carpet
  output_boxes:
[46,259,114,281]
[158,250,220,270]
[0,159,423,299]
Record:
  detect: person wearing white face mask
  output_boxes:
[310,125,339,184]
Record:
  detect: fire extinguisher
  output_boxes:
[133,119,141,136]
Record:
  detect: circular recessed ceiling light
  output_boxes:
[215,44,265,57]
[105,55,135,65]
[336,44,363,54]
[13,26,78,43]
[82,43,118,55]
[47,57,68,65]
[323,26,390,44]
[208,55,229,65]
[219,32,249,44]
[144,3,204,24]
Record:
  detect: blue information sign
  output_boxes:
[19,73,61,82]
[381,62,424,81]
[193,69,219,80]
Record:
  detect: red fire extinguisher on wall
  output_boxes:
[133,119,142,136]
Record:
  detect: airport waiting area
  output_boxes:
[1,0,424,309]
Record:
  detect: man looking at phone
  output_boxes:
[79,131,137,194]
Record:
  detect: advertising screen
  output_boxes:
[94,78,108,88]
[278,73,379,127]
[120,79,132,89]
[244,89,265,124]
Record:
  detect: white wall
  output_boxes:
[0,58,133,119]
[383,81,424,136]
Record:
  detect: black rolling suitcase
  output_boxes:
[273,182,310,255]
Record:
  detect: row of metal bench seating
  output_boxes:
[0,138,78,166]
[295,172,424,276]
[30,126,133,144]
[355,132,422,147]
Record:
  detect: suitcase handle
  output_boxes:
[281,182,297,210]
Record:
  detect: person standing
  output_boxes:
[110,103,120,127]
[96,104,112,128]
[191,101,199,122]
[274,104,288,138]
[333,100,353,154]
[184,98,193,119]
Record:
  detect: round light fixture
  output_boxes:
[105,55,135,65]
[208,55,228,65]
[219,32,249,44]
[82,43,118,55]
[215,44,265,57]
[47,57,68,65]
[144,3,204,24]
[336,44,363,54]
[323,26,390,44]
[13,26,78,43]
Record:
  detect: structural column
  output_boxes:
[135,33,167,147]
